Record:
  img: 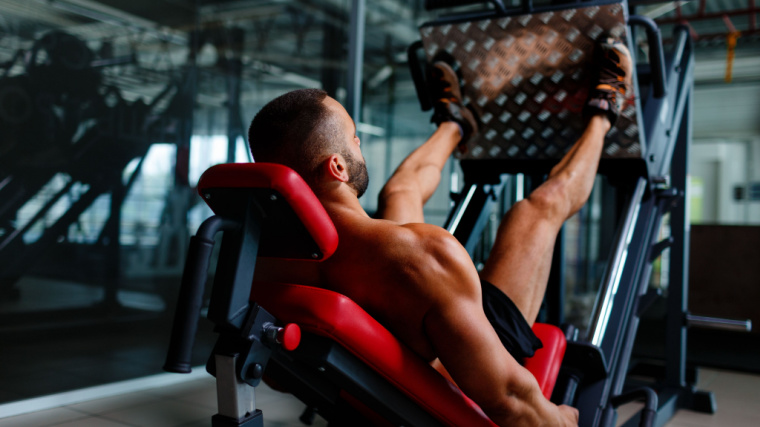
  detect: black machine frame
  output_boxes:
[162,1,748,427]
[411,1,716,426]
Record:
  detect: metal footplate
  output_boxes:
[419,1,643,161]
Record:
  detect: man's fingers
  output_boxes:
[558,405,579,425]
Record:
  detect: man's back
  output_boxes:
[256,213,476,362]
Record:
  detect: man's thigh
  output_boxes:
[479,198,562,325]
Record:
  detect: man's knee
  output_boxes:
[378,180,416,208]
[514,182,572,225]
[379,179,409,201]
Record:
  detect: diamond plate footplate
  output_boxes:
[420,3,643,160]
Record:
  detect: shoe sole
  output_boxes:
[432,61,463,103]
[602,38,633,96]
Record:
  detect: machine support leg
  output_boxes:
[213,354,262,427]
[665,85,690,390]
[664,78,716,416]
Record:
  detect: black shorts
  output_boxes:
[481,279,543,360]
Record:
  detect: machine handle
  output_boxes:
[629,15,667,99]
[408,41,432,112]
[163,216,238,373]
[425,0,503,11]
[611,387,658,427]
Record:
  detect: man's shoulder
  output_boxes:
[367,220,455,248]
[371,221,471,270]
[337,217,468,268]
[330,217,479,305]
[400,222,464,250]
[371,220,480,296]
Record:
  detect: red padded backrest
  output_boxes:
[197,163,338,261]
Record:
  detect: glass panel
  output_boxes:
[690,140,760,225]
[0,0,442,403]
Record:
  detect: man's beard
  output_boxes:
[344,151,369,198]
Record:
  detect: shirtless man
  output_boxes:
[249,38,632,426]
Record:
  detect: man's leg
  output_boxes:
[480,38,632,325]
[480,115,609,324]
[377,122,460,224]
[378,62,478,224]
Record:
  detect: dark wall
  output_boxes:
[689,224,760,335]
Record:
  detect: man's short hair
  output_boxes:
[248,88,342,185]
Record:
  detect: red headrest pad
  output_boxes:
[197,163,338,260]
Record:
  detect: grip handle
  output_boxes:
[163,216,236,373]
[425,0,507,13]
[629,15,666,99]
[408,40,433,112]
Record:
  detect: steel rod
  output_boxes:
[686,315,753,332]
[657,7,760,25]
[346,0,365,122]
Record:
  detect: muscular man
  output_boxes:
[249,38,632,426]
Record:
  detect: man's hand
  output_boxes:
[557,404,579,426]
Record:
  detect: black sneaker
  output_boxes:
[584,38,633,126]
[428,61,479,149]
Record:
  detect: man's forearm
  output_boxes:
[484,374,578,427]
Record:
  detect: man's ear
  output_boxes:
[325,154,349,183]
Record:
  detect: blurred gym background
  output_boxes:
[0,0,757,408]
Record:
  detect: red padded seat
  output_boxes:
[253,283,566,427]
[525,323,566,399]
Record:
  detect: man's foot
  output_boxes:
[428,61,479,149]
[584,38,633,126]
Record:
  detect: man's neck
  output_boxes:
[318,187,369,223]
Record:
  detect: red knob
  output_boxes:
[276,323,301,351]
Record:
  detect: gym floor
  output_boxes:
[0,365,758,426]
[2,280,758,426]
